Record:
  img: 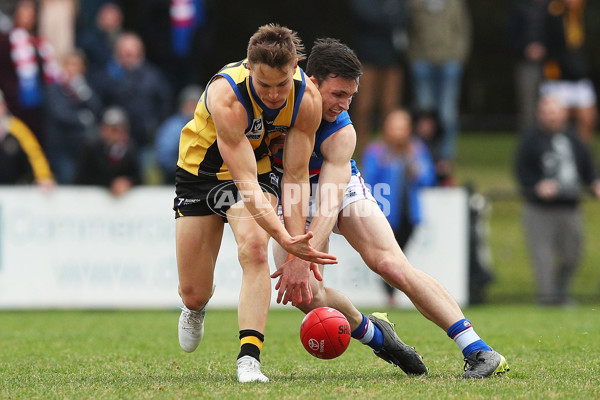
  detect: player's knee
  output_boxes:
[376,257,412,291]
[179,286,212,310]
[237,239,269,267]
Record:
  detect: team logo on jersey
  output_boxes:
[246,118,264,140]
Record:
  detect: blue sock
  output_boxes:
[351,313,383,351]
[447,319,492,357]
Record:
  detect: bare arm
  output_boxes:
[272,123,355,306]
[281,75,323,237]
[271,76,338,305]
[305,124,355,250]
[210,79,285,235]
[209,78,335,264]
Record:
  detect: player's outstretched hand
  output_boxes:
[282,231,337,265]
[271,257,323,306]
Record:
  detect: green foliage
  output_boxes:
[1,307,599,399]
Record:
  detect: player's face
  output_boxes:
[315,75,358,122]
[249,62,296,109]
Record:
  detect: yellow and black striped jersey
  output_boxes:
[177,59,307,181]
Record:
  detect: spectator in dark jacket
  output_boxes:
[76,0,123,75]
[90,31,172,180]
[75,106,141,196]
[45,50,102,184]
[515,94,600,306]
[136,0,215,96]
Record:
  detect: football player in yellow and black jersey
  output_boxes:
[173,24,337,383]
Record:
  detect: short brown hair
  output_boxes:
[247,23,305,69]
[307,38,362,85]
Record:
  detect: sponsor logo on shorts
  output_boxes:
[177,197,202,206]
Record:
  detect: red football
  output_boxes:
[300,307,351,359]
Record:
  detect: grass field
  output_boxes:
[1,132,600,399]
[1,307,599,399]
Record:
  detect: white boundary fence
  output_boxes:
[0,186,468,309]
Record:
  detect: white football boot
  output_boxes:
[178,304,207,353]
[178,286,215,353]
[236,356,269,383]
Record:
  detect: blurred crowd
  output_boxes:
[0,0,209,192]
[351,0,599,306]
[0,1,596,191]
[0,0,597,305]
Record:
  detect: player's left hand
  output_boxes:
[281,231,337,265]
[271,257,323,306]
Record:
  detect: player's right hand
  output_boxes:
[270,257,323,306]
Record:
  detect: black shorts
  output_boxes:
[173,167,280,221]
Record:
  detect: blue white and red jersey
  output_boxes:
[272,110,358,183]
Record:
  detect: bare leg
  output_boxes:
[176,214,224,310]
[227,197,277,333]
[337,200,464,331]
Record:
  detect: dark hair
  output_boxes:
[247,23,305,69]
[412,108,443,134]
[411,107,444,155]
[306,38,362,84]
